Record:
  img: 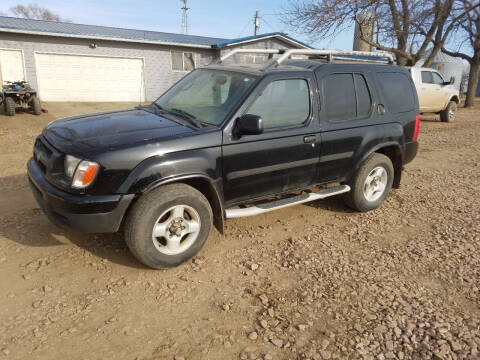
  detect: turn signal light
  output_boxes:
[412,114,420,141]
[72,161,99,189]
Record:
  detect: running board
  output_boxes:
[225,185,350,219]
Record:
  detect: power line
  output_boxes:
[237,18,251,37]
[259,16,278,33]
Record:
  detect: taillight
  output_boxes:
[412,114,420,141]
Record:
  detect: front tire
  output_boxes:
[440,101,457,123]
[4,97,15,116]
[124,184,213,269]
[343,153,394,212]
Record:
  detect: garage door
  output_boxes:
[0,49,25,84]
[35,53,145,102]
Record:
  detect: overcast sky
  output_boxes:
[0,0,355,49]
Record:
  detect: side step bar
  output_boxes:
[225,185,350,219]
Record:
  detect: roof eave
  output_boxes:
[0,28,213,49]
[214,34,311,49]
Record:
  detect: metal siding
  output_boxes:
[219,38,301,64]
[0,33,215,101]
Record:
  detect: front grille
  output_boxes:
[33,136,66,185]
[34,137,54,174]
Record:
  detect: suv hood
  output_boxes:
[43,108,197,155]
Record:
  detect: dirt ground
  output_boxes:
[0,102,479,360]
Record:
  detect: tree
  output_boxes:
[282,0,478,66]
[442,1,480,108]
[9,3,67,22]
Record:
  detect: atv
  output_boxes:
[1,81,42,116]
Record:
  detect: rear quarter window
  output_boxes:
[376,72,416,114]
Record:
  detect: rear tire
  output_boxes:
[124,184,213,269]
[31,96,42,115]
[4,97,15,116]
[343,153,393,212]
[440,101,456,123]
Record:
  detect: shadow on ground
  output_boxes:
[0,173,146,269]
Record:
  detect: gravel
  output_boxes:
[0,103,479,359]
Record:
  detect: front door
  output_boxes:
[419,70,440,111]
[222,74,320,206]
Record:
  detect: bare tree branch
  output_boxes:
[9,3,69,22]
[282,0,475,67]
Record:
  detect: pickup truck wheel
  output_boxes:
[124,184,212,269]
[4,97,15,116]
[440,101,456,123]
[343,153,393,212]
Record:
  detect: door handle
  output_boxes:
[303,135,316,143]
[377,104,386,115]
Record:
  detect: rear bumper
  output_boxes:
[27,158,134,233]
[404,141,419,165]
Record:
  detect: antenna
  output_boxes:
[254,10,259,35]
[181,0,189,35]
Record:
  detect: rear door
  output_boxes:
[222,73,320,206]
[315,66,379,183]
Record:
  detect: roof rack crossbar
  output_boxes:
[216,49,282,64]
[212,48,395,68]
[264,49,395,70]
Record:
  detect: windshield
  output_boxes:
[155,69,258,126]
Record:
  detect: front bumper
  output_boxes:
[27,158,134,233]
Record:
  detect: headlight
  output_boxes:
[64,155,81,178]
[64,155,99,189]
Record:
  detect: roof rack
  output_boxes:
[217,49,284,64]
[215,48,395,69]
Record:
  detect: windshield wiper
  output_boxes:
[153,103,165,112]
[167,108,203,129]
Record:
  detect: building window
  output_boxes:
[171,51,195,72]
[244,54,268,64]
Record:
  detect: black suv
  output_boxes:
[28,49,420,269]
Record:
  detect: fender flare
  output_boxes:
[353,141,404,188]
[142,173,225,235]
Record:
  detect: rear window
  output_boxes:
[354,74,372,118]
[377,72,416,114]
[324,73,372,121]
[325,74,356,121]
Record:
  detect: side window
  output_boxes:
[171,51,183,71]
[377,72,416,113]
[421,71,434,84]
[247,79,310,129]
[432,72,444,85]
[354,74,372,118]
[324,74,356,121]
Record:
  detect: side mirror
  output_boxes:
[444,76,455,86]
[236,114,263,136]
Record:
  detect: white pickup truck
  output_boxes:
[408,67,460,122]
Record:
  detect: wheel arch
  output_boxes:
[449,95,460,104]
[144,175,224,234]
[357,142,403,189]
